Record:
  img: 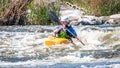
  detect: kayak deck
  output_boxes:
[44,36,70,47]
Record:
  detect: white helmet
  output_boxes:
[60,17,69,23]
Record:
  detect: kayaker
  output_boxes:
[53,17,78,44]
[48,11,85,45]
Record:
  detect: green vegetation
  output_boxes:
[0,0,60,25]
[64,0,120,16]
[27,1,60,25]
[99,0,120,16]
[63,0,74,4]
[0,0,10,15]
[0,0,120,25]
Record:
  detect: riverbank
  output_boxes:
[63,0,120,16]
[0,0,120,25]
[59,2,120,26]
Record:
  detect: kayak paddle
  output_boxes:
[48,11,85,46]
[48,11,60,23]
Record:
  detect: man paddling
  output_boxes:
[53,17,85,45]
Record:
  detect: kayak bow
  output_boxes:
[44,36,70,47]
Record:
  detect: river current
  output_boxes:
[0,25,120,68]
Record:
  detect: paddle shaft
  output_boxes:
[66,28,85,45]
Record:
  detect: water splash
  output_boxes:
[0,25,120,68]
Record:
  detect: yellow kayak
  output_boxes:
[44,36,70,47]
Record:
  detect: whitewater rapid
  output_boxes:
[0,25,120,68]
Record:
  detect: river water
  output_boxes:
[0,25,120,68]
[0,1,120,68]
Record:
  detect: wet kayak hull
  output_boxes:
[44,36,70,47]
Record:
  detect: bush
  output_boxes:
[63,0,74,4]
[0,0,10,15]
[64,0,120,16]
[99,0,120,16]
[27,1,60,25]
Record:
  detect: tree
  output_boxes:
[0,0,33,25]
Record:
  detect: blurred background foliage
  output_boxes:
[64,0,120,16]
[26,0,60,25]
[0,0,10,15]
[0,0,120,25]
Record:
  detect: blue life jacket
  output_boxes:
[66,25,77,38]
[56,25,77,38]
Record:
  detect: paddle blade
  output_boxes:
[48,11,60,23]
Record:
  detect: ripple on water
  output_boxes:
[0,26,120,67]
